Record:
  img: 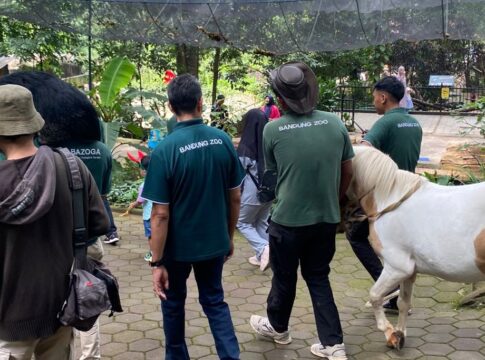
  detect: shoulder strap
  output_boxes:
[245,164,260,189]
[53,148,87,260]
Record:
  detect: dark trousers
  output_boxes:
[102,197,117,235]
[267,221,343,347]
[162,256,240,360]
[345,217,383,281]
[345,211,398,305]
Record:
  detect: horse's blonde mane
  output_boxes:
[352,146,424,212]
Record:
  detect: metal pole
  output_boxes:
[88,0,93,91]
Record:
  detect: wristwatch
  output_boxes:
[149,257,166,268]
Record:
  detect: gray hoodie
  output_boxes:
[0,146,109,341]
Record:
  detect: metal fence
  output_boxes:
[335,85,485,114]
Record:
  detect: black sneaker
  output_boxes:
[104,233,119,245]
[383,300,412,315]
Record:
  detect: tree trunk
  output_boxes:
[211,47,221,105]
[176,44,199,77]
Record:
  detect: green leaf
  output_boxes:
[98,57,136,107]
[125,123,145,138]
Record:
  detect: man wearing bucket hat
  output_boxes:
[249,62,354,359]
[0,84,109,359]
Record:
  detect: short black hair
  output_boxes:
[374,76,405,103]
[140,154,151,170]
[167,74,202,116]
[0,71,101,145]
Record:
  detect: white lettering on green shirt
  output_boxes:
[179,138,224,154]
[278,119,328,132]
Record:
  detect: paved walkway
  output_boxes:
[352,113,484,165]
[81,213,485,360]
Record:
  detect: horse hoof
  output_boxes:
[387,331,405,350]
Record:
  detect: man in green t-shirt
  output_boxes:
[249,62,353,360]
[142,74,243,360]
[346,76,422,312]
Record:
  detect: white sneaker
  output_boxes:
[365,289,400,308]
[249,315,292,344]
[310,343,347,359]
[260,245,270,271]
[248,256,261,266]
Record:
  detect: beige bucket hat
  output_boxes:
[0,84,44,136]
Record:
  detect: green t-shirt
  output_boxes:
[263,110,354,226]
[62,140,112,195]
[364,108,422,172]
[142,118,245,262]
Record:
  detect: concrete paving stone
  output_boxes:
[453,319,485,328]
[448,351,485,360]
[430,312,459,320]
[457,310,485,320]
[354,352,391,359]
[449,337,483,351]
[264,348,299,359]
[405,328,428,337]
[129,319,160,331]
[128,338,160,352]
[128,303,158,315]
[96,213,485,359]
[425,324,457,334]
[112,312,143,324]
[451,328,484,338]
[413,286,439,297]
[387,347,424,359]
[112,351,145,360]
[101,321,129,335]
[422,333,456,343]
[418,343,454,356]
[143,311,164,321]
[112,329,144,343]
[242,340,277,352]
[432,292,461,303]
[100,341,128,357]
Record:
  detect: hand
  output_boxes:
[152,266,169,300]
[120,210,130,217]
[120,202,135,216]
[224,241,234,262]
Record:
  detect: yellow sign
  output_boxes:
[441,87,450,100]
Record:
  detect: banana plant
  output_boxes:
[91,57,136,123]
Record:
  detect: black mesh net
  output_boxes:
[1,0,484,54]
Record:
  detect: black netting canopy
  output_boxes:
[1,0,484,54]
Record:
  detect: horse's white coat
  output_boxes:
[349,146,485,348]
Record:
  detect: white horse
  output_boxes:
[347,146,485,349]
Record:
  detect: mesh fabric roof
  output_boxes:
[1,0,484,54]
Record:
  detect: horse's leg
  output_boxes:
[369,268,408,349]
[395,277,414,343]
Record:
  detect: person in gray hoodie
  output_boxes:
[0,84,109,359]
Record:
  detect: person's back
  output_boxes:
[250,62,353,360]
[264,110,353,227]
[62,139,112,196]
[363,108,422,171]
[142,74,243,360]
[0,84,109,358]
[146,122,239,261]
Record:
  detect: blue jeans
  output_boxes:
[162,256,240,360]
[102,197,117,235]
[237,202,271,259]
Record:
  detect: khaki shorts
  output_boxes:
[0,326,73,360]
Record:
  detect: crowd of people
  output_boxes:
[0,61,422,360]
